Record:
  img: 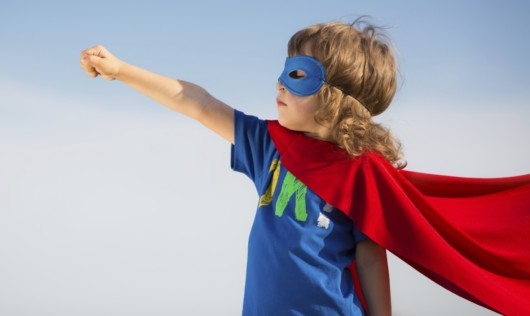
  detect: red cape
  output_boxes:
[267,120,530,316]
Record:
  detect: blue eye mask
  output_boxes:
[278,55,326,96]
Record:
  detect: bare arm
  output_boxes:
[356,239,391,316]
[80,45,234,143]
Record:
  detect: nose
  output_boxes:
[276,81,285,91]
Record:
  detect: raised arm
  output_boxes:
[80,45,234,144]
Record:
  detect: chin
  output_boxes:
[278,117,293,130]
[278,119,303,133]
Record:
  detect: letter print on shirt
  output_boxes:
[275,171,308,221]
[259,159,308,221]
[259,159,281,207]
[258,161,338,229]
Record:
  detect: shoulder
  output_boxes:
[233,109,271,141]
[235,109,265,127]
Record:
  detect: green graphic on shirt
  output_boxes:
[275,171,308,221]
[259,160,309,222]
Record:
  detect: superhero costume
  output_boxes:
[268,53,530,314]
[232,111,369,315]
[267,120,530,315]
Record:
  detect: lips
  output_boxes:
[276,98,287,107]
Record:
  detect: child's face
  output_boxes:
[276,82,325,138]
[275,43,332,141]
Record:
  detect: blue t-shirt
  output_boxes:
[231,110,367,316]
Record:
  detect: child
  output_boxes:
[80,20,530,316]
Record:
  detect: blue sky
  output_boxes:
[1,1,529,315]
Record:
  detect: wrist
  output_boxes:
[115,60,129,81]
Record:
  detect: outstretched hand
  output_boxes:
[80,45,123,80]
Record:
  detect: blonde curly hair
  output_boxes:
[288,19,406,169]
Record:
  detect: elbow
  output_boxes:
[170,80,211,121]
[194,90,216,124]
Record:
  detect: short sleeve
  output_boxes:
[353,226,369,243]
[231,110,278,191]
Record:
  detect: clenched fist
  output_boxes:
[80,45,124,80]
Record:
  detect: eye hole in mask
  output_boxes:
[288,70,307,79]
[278,55,326,96]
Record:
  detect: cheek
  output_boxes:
[276,95,320,130]
[298,98,320,118]
[279,108,317,131]
[277,108,305,131]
